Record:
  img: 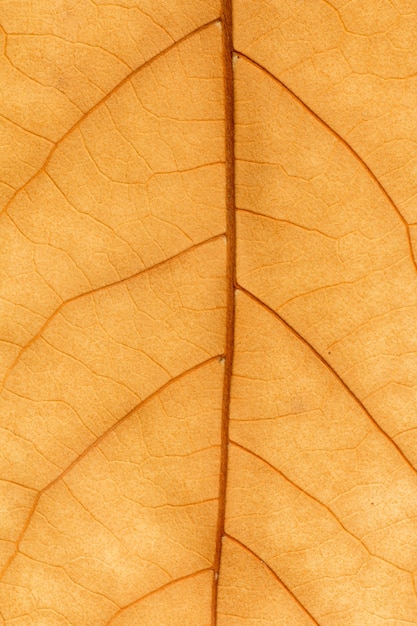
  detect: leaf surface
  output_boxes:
[2,0,417,624]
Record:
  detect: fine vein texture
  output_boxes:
[3,0,417,624]
[0,0,221,209]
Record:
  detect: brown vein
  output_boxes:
[212,2,236,624]
[0,355,222,583]
[0,234,224,394]
[235,52,417,276]
[104,569,213,625]
[231,441,412,574]
[237,286,417,479]
[224,534,320,625]
[0,18,220,217]
[237,207,339,240]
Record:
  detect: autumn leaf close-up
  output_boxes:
[3,0,417,623]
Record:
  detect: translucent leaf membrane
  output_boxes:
[234,0,417,223]
[0,360,223,623]
[0,24,225,382]
[227,291,417,621]
[0,0,221,208]
[0,18,226,625]
[3,1,417,624]
[235,56,417,469]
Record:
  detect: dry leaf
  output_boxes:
[1,0,417,624]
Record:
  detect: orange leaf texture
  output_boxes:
[2,0,417,624]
